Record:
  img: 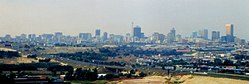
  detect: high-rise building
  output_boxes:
[95,29,101,37]
[171,28,176,41]
[167,28,176,43]
[152,32,165,43]
[125,33,131,43]
[204,29,208,40]
[54,32,63,43]
[198,29,208,40]
[225,24,235,42]
[133,26,142,41]
[79,33,92,42]
[212,31,220,41]
[103,32,108,42]
[225,24,234,36]
[192,31,198,38]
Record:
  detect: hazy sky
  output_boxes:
[0,0,248,39]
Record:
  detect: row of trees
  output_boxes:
[0,51,20,58]
[0,63,61,71]
[64,68,147,81]
[65,68,98,81]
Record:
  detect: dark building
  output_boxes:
[212,31,220,41]
[95,29,101,37]
[133,26,142,40]
[103,32,108,41]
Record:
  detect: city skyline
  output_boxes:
[0,0,249,40]
[0,23,238,39]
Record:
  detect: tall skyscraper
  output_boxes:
[79,33,92,42]
[103,32,108,41]
[225,24,234,36]
[54,32,63,43]
[167,28,176,43]
[192,31,198,38]
[212,31,220,41]
[198,29,208,40]
[133,26,142,41]
[204,29,208,40]
[95,29,101,37]
[225,24,235,42]
[171,28,176,41]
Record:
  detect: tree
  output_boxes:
[223,59,234,66]
[214,59,222,66]
[139,72,147,77]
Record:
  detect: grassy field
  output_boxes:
[41,47,95,54]
[115,75,249,84]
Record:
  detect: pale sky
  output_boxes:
[0,0,248,40]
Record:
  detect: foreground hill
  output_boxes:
[114,75,249,84]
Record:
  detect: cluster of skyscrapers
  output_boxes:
[0,23,245,45]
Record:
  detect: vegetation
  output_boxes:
[0,51,20,58]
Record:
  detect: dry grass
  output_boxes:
[115,75,249,84]
[41,47,95,54]
[0,57,38,64]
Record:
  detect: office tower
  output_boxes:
[192,31,198,38]
[152,32,165,43]
[204,29,208,40]
[103,32,108,42]
[212,31,220,41]
[79,33,92,42]
[112,35,124,43]
[171,28,176,41]
[41,34,54,43]
[95,29,101,37]
[167,28,176,43]
[198,29,208,40]
[141,32,145,39]
[125,33,131,43]
[54,32,63,43]
[133,25,142,41]
[225,24,235,42]
[225,24,234,36]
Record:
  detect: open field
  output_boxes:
[115,75,249,84]
[41,47,95,54]
[183,76,249,84]
[0,57,38,64]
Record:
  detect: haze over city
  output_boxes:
[0,0,249,40]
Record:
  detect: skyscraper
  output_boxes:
[79,33,92,42]
[103,32,108,42]
[198,29,208,40]
[225,24,234,36]
[212,31,220,41]
[95,29,101,37]
[133,26,142,41]
[225,24,235,42]
[54,32,63,43]
[171,28,176,41]
[192,31,198,38]
[167,28,176,43]
[204,29,208,40]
